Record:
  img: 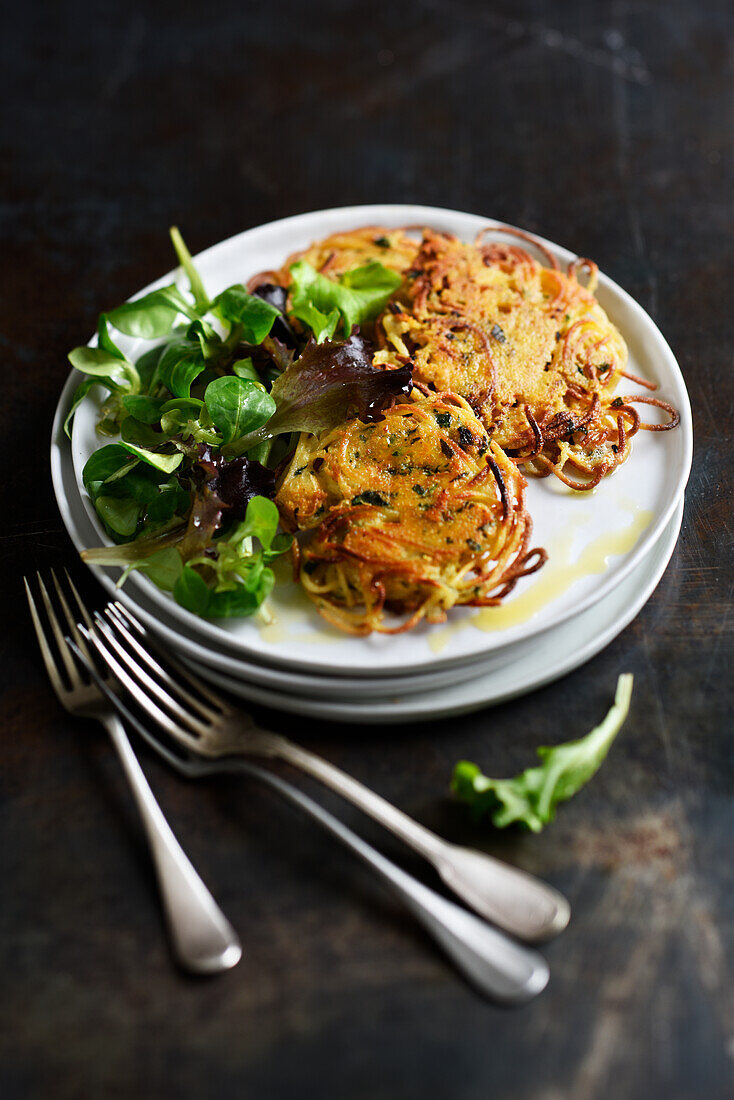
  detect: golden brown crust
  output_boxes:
[276,389,544,634]
[380,229,637,486]
[265,221,677,634]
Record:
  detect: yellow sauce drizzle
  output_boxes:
[428,503,653,653]
[256,502,653,651]
[257,574,343,646]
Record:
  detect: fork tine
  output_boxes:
[66,635,199,778]
[24,577,68,698]
[35,572,80,688]
[92,614,212,736]
[111,601,146,635]
[80,624,203,753]
[110,602,230,712]
[64,570,96,632]
[103,606,221,721]
[51,569,95,668]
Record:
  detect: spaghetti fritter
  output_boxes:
[276,388,544,634]
[78,221,679,638]
[378,228,678,490]
[266,221,678,633]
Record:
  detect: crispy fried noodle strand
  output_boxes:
[265,223,678,633]
[372,224,679,491]
[276,389,546,635]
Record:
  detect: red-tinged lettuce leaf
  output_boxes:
[226,333,412,456]
[252,282,288,312]
[263,334,296,372]
[192,446,276,517]
[251,283,299,348]
[234,334,295,383]
[180,486,226,559]
[178,446,276,557]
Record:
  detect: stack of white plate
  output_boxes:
[52,206,692,724]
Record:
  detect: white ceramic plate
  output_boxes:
[62,204,692,678]
[190,499,684,724]
[51,427,683,711]
[51,406,551,699]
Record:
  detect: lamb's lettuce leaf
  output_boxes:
[203,376,276,446]
[81,443,186,543]
[68,316,141,395]
[118,442,183,474]
[82,444,138,496]
[169,225,209,312]
[154,336,207,398]
[121,395,168,424]
[107,285,198,339]
[67,347,140,392]
[64,378,96,438]
[213,285,281,345]
[119,547,184,591]
[159,398,220,446]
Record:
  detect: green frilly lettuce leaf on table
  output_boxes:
[452,674,634,831]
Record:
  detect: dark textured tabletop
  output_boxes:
[2,1,733,1097]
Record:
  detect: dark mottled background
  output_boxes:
[1,1,733,1097]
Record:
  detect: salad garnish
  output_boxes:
[68,228,411,619]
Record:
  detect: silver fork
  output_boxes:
[86,600,569,944]
[24,570,241,975]
[70,631,550,1003]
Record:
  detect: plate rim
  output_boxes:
[51,422,683,709]
[192,497,684,723]
[51,392,529,694]
[55,203,693,677]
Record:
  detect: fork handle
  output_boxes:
[235,761,547,1003]
[100,714,241,974]
[269,737,569,943]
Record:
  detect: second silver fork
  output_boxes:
[87,600,569,943]
[69,629,550,1003]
